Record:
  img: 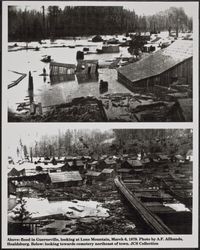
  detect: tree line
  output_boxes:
[8,6,192,41]
[15,129,192,160]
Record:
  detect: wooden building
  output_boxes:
[76,60,99,75]
[46,171,82,188]
[121,159,143,174]
[8,168,20,177]
[85,171,102,184]
[50,62,76,76]
[101,168,114,178]
[101,45,120,53]
[118,40,193,90]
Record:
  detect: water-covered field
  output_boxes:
[7,37,132,112]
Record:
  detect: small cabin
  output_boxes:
[101,168,114,178]
[50,62,76,76]
[46,171,82,188]
[85,171,102,184]
[98,45,119,53]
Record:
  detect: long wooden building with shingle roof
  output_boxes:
[117,40,193,90]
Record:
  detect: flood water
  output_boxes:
[7,37,132,112]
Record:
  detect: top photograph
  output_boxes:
[5,1,195,122]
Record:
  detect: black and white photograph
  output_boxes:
[1,1,199,249]
[7,128,193,235]
[5,1,195,122]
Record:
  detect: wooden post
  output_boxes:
[28,71,33,91]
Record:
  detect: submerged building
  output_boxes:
[117,40,193,90]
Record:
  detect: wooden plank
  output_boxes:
[114,177,173,234]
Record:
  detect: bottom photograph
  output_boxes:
[7,128,193,235]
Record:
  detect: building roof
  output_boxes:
[150,37,162,43]
[118,40,193,84]
[85,171,101,177]
[117,168,131,173]
[104,158,116,165]
[78,60,98,65]
[48,171,82,183]
[101,168,114,174]
[127,159,143,167]
[157,154,169,160]
[50,61,76,68]
[8,168,20,177]
[89,161,98,165]
[174,155,185,160]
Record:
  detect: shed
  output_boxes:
[118,40,193,90]
[85,171,102,184]
[76,60,99,75]
[46,171,82,188]
[50,62,76,76]
[102,45,120,53]
[172,155,185,162]
[88,161,98,170]
[101,168,114,178]
[122,159,143,169]
[157,154,169,161]
[8,168,20,177]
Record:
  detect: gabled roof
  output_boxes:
[174,155,185,160]
[127,159,143,167]
[157,154,169,160]
[50,61,76,68]
[104,158,116,165]
[48,171,82,183]
[101,168,114,174]
[85,171,101,177]
[8,168,20,177]
[89,161,98,165]
[118,40,193,84]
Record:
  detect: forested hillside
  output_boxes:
[8,6,192,41]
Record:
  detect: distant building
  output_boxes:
[171,154,185,163]
[101,168,114,178]
[99,158,117,169]
[76,60,99,75]
[101,45,120,53]
[50,62,76,76]
[118,40,193,90]
[186,150,193,162]
[155,154,170,163]
[45,171,82,188]
[121,159,143,168]
[85,171,102,184]
[8,168,20,177]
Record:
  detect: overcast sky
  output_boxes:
[13,1,196,17]
[7,124,113,156]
